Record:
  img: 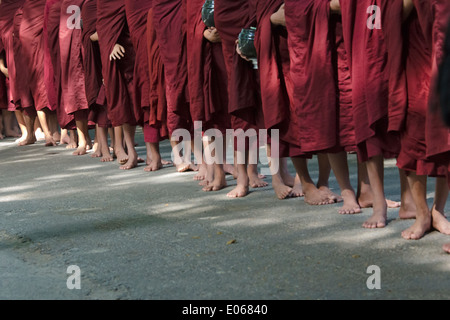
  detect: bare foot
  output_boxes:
[18,135,36,146]
[52,131,61,142]
[45,134,57,147]
[60,132,71,145]
[280,171,295,187]
[363,205,387,229]
[5,128,21,138]
[194,163,207,181]
[318,185,343,203]
[91,148,102,158]
[144,159,163,172]
[303,183,335,205]
[290,182,304,198]
[0,132,4,139]
[272,176,293,200]
[120,151,138,170]
[338,190,362,215]
[66,134,78,149]
[161,159,172,166]
[227,184,249,198]
[224,163,236,177]
[401,216,431,240]
[443,243,450,253]
[431,208,450,235]
[249,172,268,188]
[399,201,416,219]
[176,162,194,173]
[359,195,400,209]
[73,145,87,156]
[203,174,227,192]
[115,149,128,165]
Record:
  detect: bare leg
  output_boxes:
[73,118,91,156]
[363,155,388,228]
[317,153,342,202]
[398,169,416,219]
[203,136,227,192]
[248,164,268,188]
[267,144,292,199]
[292,157,334,205]
[358,162,401,209]
[114,126,128,164]
[18,113,37,146]
[144,142,164,171]
[227,162,249,198]
[119,123,138,170]
[47,112,60,142]
[14,110,28,143]
[401,172,431,239]
[291,174,304,197]
[60,129,70,145]
[37,109,57,146]
[431,177,450,235]
[328,152,361,214]
[66,129,78,149]
[91,125,113,162]
[2,110,20,137]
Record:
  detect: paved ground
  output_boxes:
[0,128,449,301]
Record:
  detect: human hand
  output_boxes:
[203,27,222,43]
[270,4,286,26]
[110,43,125,61]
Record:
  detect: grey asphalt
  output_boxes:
[0,128,449,300]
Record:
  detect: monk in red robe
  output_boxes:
[146,5,170,171]
[20,0,60,146]
[152,0,197,173]
[44,0,77,149]
[80,0,113,162]
[394,0,450,240]
[97,0,140,170]
[215,0,269,198]
[125,0,170,172]
[186,0,232,191]
[0,0,32,142]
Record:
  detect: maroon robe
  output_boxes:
[81,0,110,128]
[97,0,138,127]
[59,0,89,118]
[0,0,26,112]
[44,0,76,129]
[186,0,229,132]
[340,0,401,162]
[284,0,355,155]
[20,0,54,112]
[146,7,169,141]
[12,5,36,116]
[152,0,192,135]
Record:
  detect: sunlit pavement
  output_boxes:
[0,128,449,300]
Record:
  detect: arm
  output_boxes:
[203,27,222,43]
[270,4,286,27]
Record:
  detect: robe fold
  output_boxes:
[153,0,192,135]
[146,7,168,140]
[81,0,110,128]
[20,0,53,112]
[97,0,138,127]
[186,0,229,132]
[340,0,400,161]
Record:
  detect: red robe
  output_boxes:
[12,5,36,116]
[340,0,401,162]
[146,7,169,141]
[186,0,229,133]
[97,0,138,127]
[284,0,355,155]
[215,0,264,141]
[20,0,54,112]
[59,0,89,118]
[152,0,191,135]
[44,0,76,129]
[0,0,26,112]
[81,0,110,128]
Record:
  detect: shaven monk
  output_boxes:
[97,0,141,170]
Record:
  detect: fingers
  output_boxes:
[109,45,126,61]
